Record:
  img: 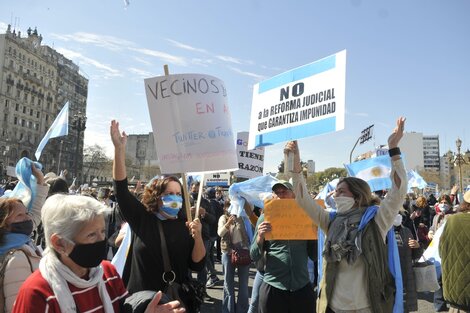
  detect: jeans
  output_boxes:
[197,238,218,285]
[222,252,250,313]
[247,271,264,313]
[434,276,447,311]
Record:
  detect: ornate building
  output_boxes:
[0,25,88,182]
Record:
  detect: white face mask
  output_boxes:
[438,203,450,213]
[393,214,403,227]
[334,196,356,213]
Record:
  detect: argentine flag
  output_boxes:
[407,170,427,190]
[344,155,392,192]
[35,102,69,160]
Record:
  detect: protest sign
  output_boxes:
[234,131,265,179]
[248,50,346,149]
[144,74,238,174]
[264,199,323,240]
[204,172,230,187]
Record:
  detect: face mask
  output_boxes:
[190,192,198,199]
[438,203,450,213]
[334,196,356,213]
[10,219,33,236]
[393,214,403,227]
[160,195,183,218]
[68,239,107,268]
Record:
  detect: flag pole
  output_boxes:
[57,139,64,174]
[163,64,193,222]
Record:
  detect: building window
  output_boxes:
[15,103,19,111]
[14,117,17,124]
[4,100,8,108]
[23,107,26,114]
[36,111,40,118]
[21,119,25,127]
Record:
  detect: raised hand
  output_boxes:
[387,117,406,148]
[110,120,127,149]
[284,140,302,173]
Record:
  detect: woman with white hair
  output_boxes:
[13,194,185,313]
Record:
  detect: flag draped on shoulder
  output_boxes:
[35,102,69,160]
[344,155,392,192]
[1,157,42,210]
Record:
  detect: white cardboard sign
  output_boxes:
[144,73,238,174]
[248,50,346,149]
[234,131,265,179]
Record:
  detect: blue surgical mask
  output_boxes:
[160,194,183,218]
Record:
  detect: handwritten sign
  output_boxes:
[248,50,346,149]
[234,131,265,179]
[264,199,324,240]
[144,74,238,174]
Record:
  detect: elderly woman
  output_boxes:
[13,194,185,313]
[284,117,408,313]
[0,163,48,313]
[110,120,205,313]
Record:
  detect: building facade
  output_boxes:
[423,135,440,171]
[125,132,160,181]
[0,25,88,182]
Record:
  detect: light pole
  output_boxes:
[448,138,468,192]
[72,112,87,185]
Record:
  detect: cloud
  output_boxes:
[128,67,154,78]
[56,48,122,78]
[353,112,370,117]
[227,66,266,80]
[216,55,243,65]
[133,57,153,66]
[166,38,207,53]
[129,47,187,66]
[50,32,134,51]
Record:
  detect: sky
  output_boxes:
[1,0,469,174]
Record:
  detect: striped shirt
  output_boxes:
[12,261,128,313]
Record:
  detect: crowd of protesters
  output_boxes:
[0,116,469,313]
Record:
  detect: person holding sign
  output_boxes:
[250,181,317,313]
[110,120,205,312]
[285,117,408,313]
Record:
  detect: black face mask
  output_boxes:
[68,239,107,268]
[10,220,34,236]
[191,192,198,199]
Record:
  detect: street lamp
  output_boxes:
[71,112,87,184]
[448,138,469,192]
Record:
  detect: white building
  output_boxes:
[400,132,425,171]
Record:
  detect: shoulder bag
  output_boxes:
[156,220,204,313]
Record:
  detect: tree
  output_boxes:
[83,144,112,184]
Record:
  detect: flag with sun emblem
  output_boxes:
[344,155,393,192]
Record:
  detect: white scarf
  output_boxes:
[39,250,114,313]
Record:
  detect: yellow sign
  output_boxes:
[264,199,323,240]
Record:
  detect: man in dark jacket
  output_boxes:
[190,182,220,289]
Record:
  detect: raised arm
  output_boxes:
[111,120,127,181]
[284,140,330,231]
[375,117,408,239]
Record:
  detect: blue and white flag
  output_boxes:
[344,155,392,192]
[35,102,69,160]
[407,170,427,191]
[1,157,42,210]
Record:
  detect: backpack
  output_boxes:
[0,248,34,313]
